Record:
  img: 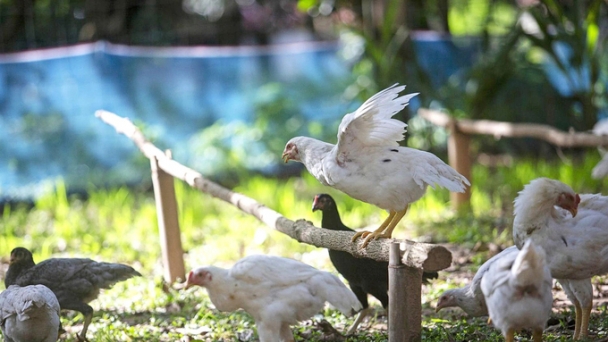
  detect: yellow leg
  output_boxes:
[505,329,514,342]
[353,206,408,248]
[578,302,592,340]
[532,329,543,342]
[573,300,582,340]
[351,211,395,242]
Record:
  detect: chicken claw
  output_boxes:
[352,207,408,248]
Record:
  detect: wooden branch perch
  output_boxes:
[419,108,608,148]
[95,110,452,272]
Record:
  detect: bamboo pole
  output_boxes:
[389,241,423,342]
[419,108,608,147]
[389,242,406,342]
[95,109,453,271]
[150,151,185,283]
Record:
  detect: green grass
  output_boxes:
[1,153,607,341]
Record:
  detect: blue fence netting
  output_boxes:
[0,35,488,201]
[0,41,363,200]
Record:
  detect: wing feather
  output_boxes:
[230,255,322,287]
[336,84,418,156]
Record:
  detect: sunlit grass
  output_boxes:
[1,152,606,341]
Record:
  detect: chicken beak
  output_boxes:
[281,151,290,163]
[312,196,320,212]
[569,207,577,217]
[184,271,195,289]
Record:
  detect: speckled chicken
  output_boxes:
[0,284,60,342]
[4,247,141,341]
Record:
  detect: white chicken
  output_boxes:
[0,284,61,342]
[282,84,470,247]
[591,118,608,179]
[435,246,520,317]
[185,255,363,342]
[480,240,553,342]
[512,177,608,340]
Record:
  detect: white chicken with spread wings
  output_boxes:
[481,240,553,342]
[513,177,608,340]
[185,255,362,342]
[0,285,61,342]
[282,84,470,248]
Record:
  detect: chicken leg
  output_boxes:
[532,329,543,342]
[559,278,593,340]
[352,206,408,248]
[578,300,592,340]
[346,307,374,335]
[505,329,514,342]
[573,300,582,340]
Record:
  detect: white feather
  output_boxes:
[480,240,552,340]
[189,255,362,342]
[0,285,60,342]
[283,84,469,214]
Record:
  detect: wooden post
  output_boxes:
[447,119,472,211]
[389,241,422,342]
[150,150,185,283]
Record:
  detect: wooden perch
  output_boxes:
[419,108,608,148]
[95,110,452,272]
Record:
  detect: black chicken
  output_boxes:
[4,247,141,341]
[312,194,438,334]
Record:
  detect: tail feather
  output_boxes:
[311,272,363,317]
[511,240,545,288]
[86,262,141,289]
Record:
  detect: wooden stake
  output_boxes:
[389,241,422,342]
[150,151,185,283]
[448,119,472,211]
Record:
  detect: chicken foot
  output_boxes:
[352,206,408,248]
[346,307,374,335]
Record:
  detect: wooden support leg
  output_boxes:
[151,151,186,283]
[447,120,472,212]
[389,242,422,342]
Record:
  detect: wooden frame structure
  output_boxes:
[96,110,453,342]
[419,108,608,210]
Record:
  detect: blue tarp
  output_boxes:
[0,41,364,200]
[0,37,483,200]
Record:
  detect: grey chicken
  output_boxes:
[0,284,60,342]
[4,247,141,341]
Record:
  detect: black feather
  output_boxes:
[312,194,437,310]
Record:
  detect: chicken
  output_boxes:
[591,118,608,179]
[435,246,520,317]
[480,240,553,342]
[312,193,438,334]
[185,254,363,342]
[512,177,608,339]
[4,247,141,341]
[282,84,470,248]
[0,285,60,342]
